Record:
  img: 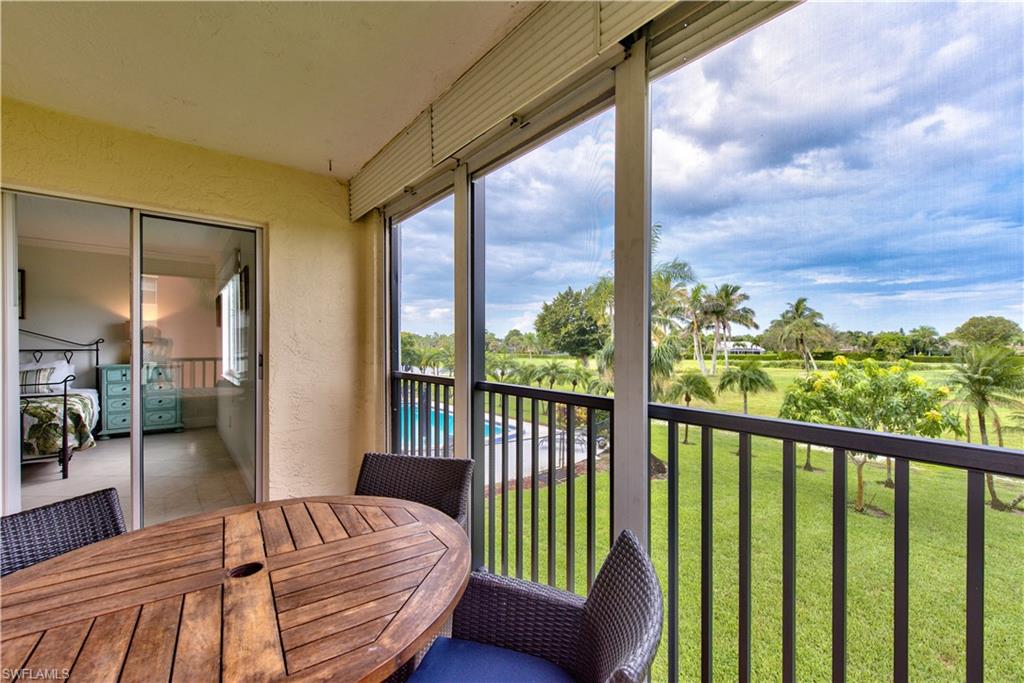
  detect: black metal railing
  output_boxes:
[392,371,455,457]
[475,381,613,594]
[648,403,1024,683]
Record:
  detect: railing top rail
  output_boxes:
[649,403,1024,478]
[394,371,455,387]
[476,380,614,411]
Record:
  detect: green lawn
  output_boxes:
[482,427,1023,681]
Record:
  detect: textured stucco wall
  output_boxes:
[1,98,385,499]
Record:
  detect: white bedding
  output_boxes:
[21,388,100,431]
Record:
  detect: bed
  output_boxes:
[19,331,104,479]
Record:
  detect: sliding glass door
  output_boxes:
[139,215,259,524]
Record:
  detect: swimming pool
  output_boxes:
[398,405,507,443]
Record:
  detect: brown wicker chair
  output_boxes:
[410,530,663,682]
[355,452,472,528]
[1,488,126,576]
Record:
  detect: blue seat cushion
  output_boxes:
[410,637,575,682]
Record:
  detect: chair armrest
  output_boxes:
[452,571,585,676]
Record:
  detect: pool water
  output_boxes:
[399,405,506,442]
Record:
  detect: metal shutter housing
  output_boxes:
[350,112,432,220]
[599,1,674,51]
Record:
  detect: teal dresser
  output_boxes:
[96,364,184,437]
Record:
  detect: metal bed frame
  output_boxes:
[19,330,104,479]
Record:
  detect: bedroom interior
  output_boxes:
[12,192,256,524]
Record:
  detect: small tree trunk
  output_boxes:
[694,332,707,375]
[855,459,866,513]
[977,410,1007,510]
[965,413,972,443]
[710,325,721,375]
[682,399,692,444]
[883,457,895,488]
[803,443,813,471]
[743,392,748,415]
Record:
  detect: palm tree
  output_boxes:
[684,283,709,375]
[419,347,445,375]
[540,360,569,389]
[513,363,541,386]
[487,354,518,382]
[587,375,613,396]
[777,297,827,372]
[949,345,1024,510]
[706,283,757,373]
[717,361,776,415]
[667,370,716,443]
[567,362,594,392]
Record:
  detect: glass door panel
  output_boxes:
[139,215,257,524]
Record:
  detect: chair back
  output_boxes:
[1,488,126,576]
[580,530,663,683]
[355,453,472,527]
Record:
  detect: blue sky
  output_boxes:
[400,1,1023,338]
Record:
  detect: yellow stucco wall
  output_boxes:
[1,97,384,500]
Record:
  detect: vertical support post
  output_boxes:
[456,166,486,568]
[782,440,796,683]
[738,432,752,683]
[389,218,402,452]
[612,33,651,548]
[1,193,22,514]
[130,209,143,529]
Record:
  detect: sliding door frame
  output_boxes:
[0,186,267,525]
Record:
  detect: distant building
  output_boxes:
[718,341,765,355]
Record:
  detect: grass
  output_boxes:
[482,431,1023,681]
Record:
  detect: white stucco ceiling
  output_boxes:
[1,1,538,179]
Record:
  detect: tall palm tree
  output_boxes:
[706,283,757,373]
[513,363,541,387]
[949,345,1024,510]
[667,370,716,443]
[777,297,827,372]
[684,283,709,375]
[419,347,445,375]
[717,361,776,415]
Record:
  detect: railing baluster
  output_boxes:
[966,469,985,681]
[516,396,524,579]
[488,391,496,573]
[739,432,751,683]
[701,425,713,683]
[894,457,909,683]
[566,404,575,593]
[669,421,680,683]
[401,379,408,454]
[444,385,451,457]
[548,401,556,587]
[420,381,428,456]
[783,439,796,683]
[586,408,596,591]
[832,448,847,683]
[532,398,540,583]
[502,394,509,576]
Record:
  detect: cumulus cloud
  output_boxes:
[399,1,1023,337]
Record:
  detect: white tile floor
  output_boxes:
[20,427,253,525]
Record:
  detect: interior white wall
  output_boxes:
[17,244,130,386]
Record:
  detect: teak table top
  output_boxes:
[0,495,470,682]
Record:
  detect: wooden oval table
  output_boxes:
[0,495,470,682]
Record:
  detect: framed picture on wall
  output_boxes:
[18,269,25,319]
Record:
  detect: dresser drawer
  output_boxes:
[145,395,176,411]
[106,397,130,412]
[106,413,130,429]
[104,367,130,383]
[144,410,177,428]
[106,382,131,397]
[145,381,176,394]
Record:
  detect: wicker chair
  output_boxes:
[410,530,663,682]
[1,488,126,577]
[355,452,472,528]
